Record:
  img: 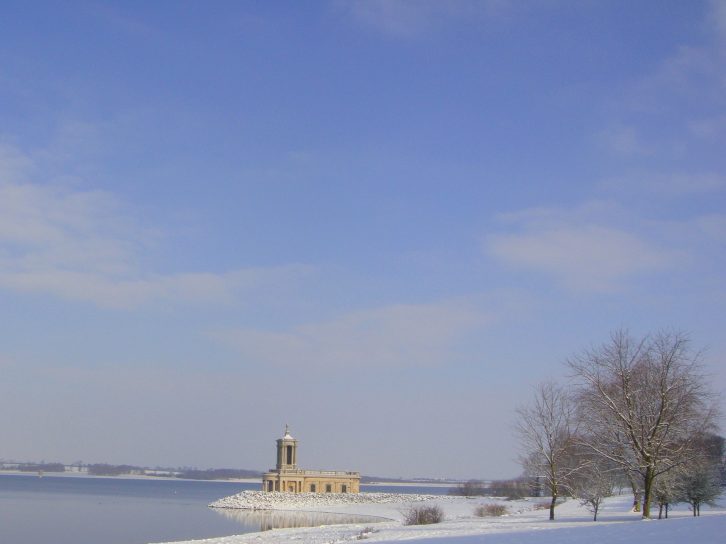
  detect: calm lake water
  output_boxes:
[0,474,451,544]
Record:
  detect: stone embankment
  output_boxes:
[210,491,440,510]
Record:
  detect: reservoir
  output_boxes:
[0,474,449,544]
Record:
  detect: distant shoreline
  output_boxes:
[0,471,262,484]
[363,481,455,488]
[0,471,457,487]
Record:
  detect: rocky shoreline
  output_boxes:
[209,490,443,510]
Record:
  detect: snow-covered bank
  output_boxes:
[156,492,726,544]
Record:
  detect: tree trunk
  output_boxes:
[642,468,654,518]
[658,504,663,519]
[549,493,557,521]
[627,472,641,512]
[665,503,669,519]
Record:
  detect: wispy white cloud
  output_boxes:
[0,267,309,309]
[599,125,655,156]
[708,0,726,43]
[486,203,674,292]
[212,298,491,368]
[337,0,511,38]
[693,214,726,243]
[600,171,726,196]
[601,11,726,156]
[84,2,159,39]
[621,44,723,120]
[0,157,136,272]
[36,120,103,165]
[0,143,34,183]
[689,113,726,139]
[0,143,310,308]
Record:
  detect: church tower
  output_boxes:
[276,424,298,470]
[262,424,359,493]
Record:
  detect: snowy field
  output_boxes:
[155,491,726,544]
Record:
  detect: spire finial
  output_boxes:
[282,424,294,440]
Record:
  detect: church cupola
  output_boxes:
[276,424,298,470]
[262,425,359,493]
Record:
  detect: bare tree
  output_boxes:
[653,469,679,519]
[676,436,724,517]
[515,382,578,520]
[572,459,614,521]
[568,329,719,518]
[677,461,721,516]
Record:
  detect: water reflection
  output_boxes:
[213,508,389,532]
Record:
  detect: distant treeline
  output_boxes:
[360,475,454,484]
[85,464,262,480]
[1,462,263,479]
[448,478,536,499]
[16,463,66,473]
[87,464,145,476]
[177,468,262,480]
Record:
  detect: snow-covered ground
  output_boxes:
[155,491,726,544]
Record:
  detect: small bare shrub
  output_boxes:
[474,504,508,517]
[356,527,379,539]
[402,505,444,525]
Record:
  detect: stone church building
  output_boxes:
[262,426,360,493]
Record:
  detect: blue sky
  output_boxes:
[1,1,724,479]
